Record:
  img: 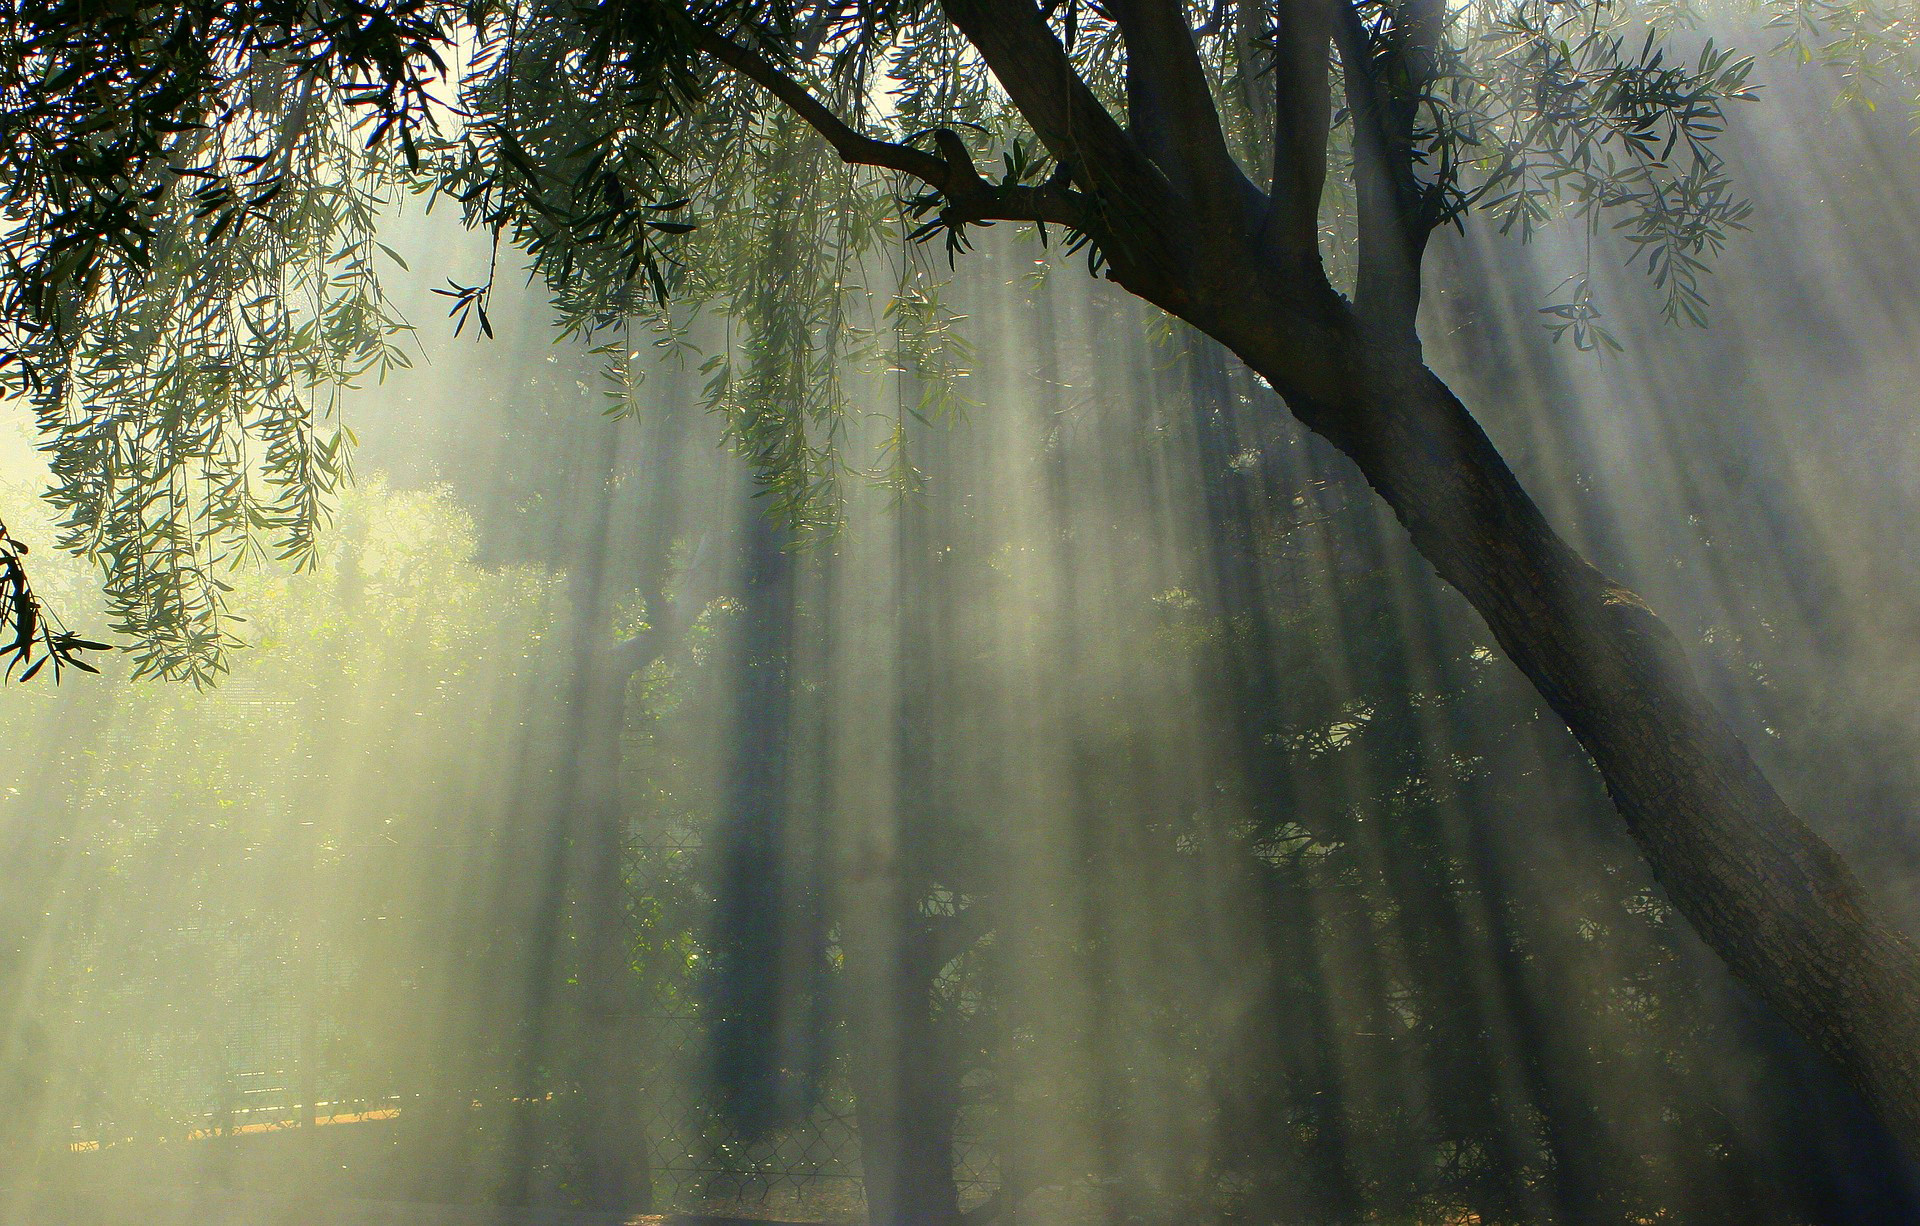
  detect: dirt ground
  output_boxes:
[22,1107,867,1225]
[21,1186,844,1226]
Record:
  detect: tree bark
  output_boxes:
[945,0,1920,1141]
[844,921,967,1226]
[940,0,1920,1157]
[1219,319,1920,1158]
[646,0,1920,1159]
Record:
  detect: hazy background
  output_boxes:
[3,31,1920,1226]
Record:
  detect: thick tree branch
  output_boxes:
[1331,0,1433,342]
[935,0,1197,293]
[1263,0,1335,263]
[684,20,947,181]
[1106,0,1255,213]
[1241,329,1920,1166]
[904,903,993,986]
[680,17,1089,231]
[601,533,713,681]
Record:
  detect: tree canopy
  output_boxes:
[0,0,1818,678]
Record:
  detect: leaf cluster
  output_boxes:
[0,3,441,682]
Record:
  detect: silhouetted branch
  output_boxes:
[0,515,108,683]
[1108,0,1249,208]
[679,14,1091,231]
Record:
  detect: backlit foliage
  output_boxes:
[0,0,1906,676]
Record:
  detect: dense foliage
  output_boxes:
[0,0,1905,679]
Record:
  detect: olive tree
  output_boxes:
[5,0,1920,1159]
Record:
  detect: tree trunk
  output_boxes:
[707,507,835,1143]
[847,1021,966,1226]
[843,900,967,1226]
[920,0,1920,1153]
[566,659,657,1213]
[1227,323,1920,1157]
[501,424,658,1213]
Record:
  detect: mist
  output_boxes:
[4,14,1920,1225]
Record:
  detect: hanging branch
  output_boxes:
[0,515,108,682]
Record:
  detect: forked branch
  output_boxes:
[1107,0,1252,210]
[1264,0,1336,262]
[680,16,1090,231]
[1331,0,1441,337]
